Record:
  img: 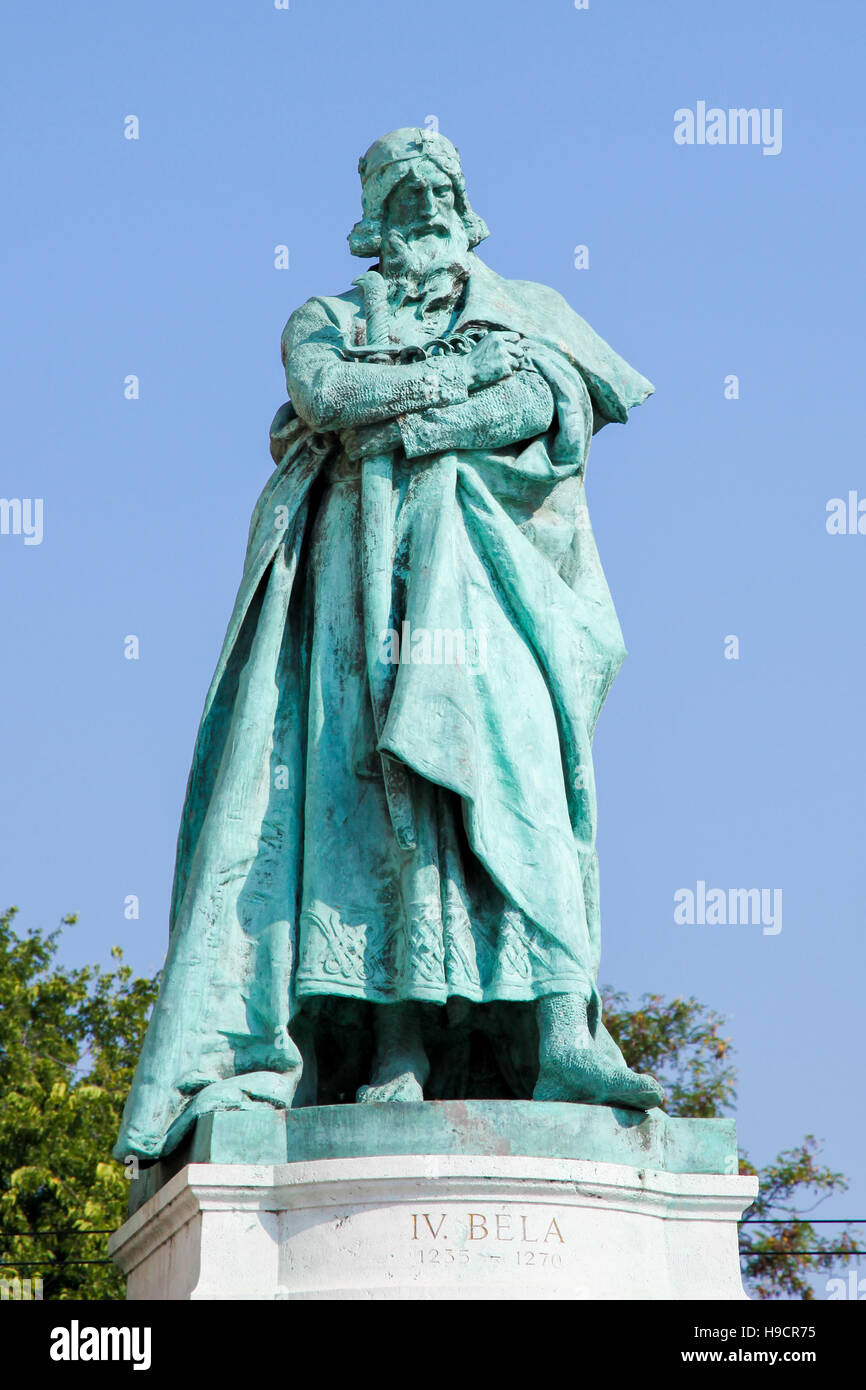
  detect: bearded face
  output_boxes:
[379,157,472,310]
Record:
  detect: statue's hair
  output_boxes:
[348,129,489,258]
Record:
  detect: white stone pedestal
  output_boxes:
[110,1154,757,1300]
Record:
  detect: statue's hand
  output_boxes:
[464,330,526,391]
[340,419,402,460]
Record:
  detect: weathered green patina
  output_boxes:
[128,1103,737,1216]
[116,129,660,1163]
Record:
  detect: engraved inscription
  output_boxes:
[410,1211,565,1246]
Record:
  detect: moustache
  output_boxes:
[407,217,450,235]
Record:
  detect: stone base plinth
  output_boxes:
[110,1107,757,1300]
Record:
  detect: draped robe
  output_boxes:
[115,253,653,1160]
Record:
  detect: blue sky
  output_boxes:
[2,1,864,1285]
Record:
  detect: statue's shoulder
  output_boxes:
[495,268,591,331]
[503,275,573,312]
[469,258,592,337]
[281,285,364,359]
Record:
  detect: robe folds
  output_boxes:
[115,254,653,1159]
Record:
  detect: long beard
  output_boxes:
[381,226,472,312]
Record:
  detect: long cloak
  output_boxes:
[115,255,652,1159]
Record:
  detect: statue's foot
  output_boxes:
[357,1002,429,1103]
[534,991,664,1111]
[533,1048,663,1109]
[356,1071,425,1103]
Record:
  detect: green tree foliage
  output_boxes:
[0,907,159,1299]
[0,909,857,1299]
[604,990,860,1300]
[737,1142,860,1300]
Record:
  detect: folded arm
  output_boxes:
[283,302,470,432]
[397,368,555,459]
